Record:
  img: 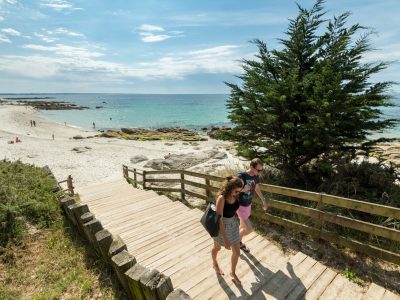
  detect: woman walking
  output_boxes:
[211,176,243,285]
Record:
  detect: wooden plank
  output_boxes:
[362,283,386,300]
[177,232,264,296]
[145,169,182,175]
[248,252,308,300]
[322,194,400,219]
[182,179,219,193]
[263,213,400,265]
[318,274,349,300]
[185,190,208,201]
[382,290,400,300]
[303,269,338,300]
[147,187,182,193]
[107,202,186,234]
[192,235,277,300]
[105,200,188,232]
[183,170,224,182]
[172,232,260,290]
[260,183,321,202]
[133,223,209,265]
[121,208,197,245]
[145,178,181,183]
[269,199,400,242]
[84,190,160,209]
[286,261,327,300]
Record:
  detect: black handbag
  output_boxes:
[200,202,220,237]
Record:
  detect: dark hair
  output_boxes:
[250,158,263,168]
[219,176,243,198]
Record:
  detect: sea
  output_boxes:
[0,93,399,139]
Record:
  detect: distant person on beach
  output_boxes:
[30,120,33,127]
[236,158,269,253]
[64,122,66,126]
[15,137,21,143]
[110,117,112,121]
[52,134,54,140]
[33,120,36,127]
[93,122,95,129]
[211,176,243,285]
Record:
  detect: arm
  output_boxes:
[215,195,231,249]
[255,184,269,211]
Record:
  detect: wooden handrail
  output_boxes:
[121,165,400,264]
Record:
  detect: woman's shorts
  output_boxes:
[236,204,251,221]
[213,216,240,246]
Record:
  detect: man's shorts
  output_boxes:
[237,204,251,221]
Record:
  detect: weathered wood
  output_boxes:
[182,170,224,182]
[146,178,182,183]
[263,213,400,265]
[147,187,182,193]
[133,168,138,188]
[78,176,398,300]
[123,164,129,178]
[322,194,400,219]
[142,170,147,189]
[180,172,185,201]
[259,183,321,202]
[269,199,400,241]
[146,169,182,175]
[184,190,208,201]
[182,179,219,193]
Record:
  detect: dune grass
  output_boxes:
[0,160,126,299]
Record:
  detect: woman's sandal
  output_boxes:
[240,242,250,253]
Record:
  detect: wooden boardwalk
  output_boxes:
[77,178,399,300]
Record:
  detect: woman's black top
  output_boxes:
[223,200,239,218]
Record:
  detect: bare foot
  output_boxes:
[213,264,224,275]
[230,272,242,285]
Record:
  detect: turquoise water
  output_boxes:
[0,93,399,138]
[2,93,231,131]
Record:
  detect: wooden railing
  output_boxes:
[123,165,400,265]
[58,175,75,195]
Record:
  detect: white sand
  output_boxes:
[0,104,244,189]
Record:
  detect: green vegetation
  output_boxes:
[226,0,399,185]
[0,160,125,299]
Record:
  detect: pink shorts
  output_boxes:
[237,205,251,221]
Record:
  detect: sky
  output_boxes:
[0,0,399,94]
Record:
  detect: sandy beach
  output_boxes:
[0,104,243,189]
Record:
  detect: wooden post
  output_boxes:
[314,194,325,230]
[205,178,211,201]
[67,175,74,195]
[180,171,185,201]
[142,170,147,189]
[133,169,137,188]
[123,165,128,179]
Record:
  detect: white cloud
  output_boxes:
[139,32,172,43]
[2,27,20,36]
[47,27,83,37]
[138,24,165,32]
[34,32,58,43]
[137,24,183,43]
[23,43,103,58]
[0,34,10,43]
[363,43,400,62]
[40,0,83,12]
[0,43,243,82]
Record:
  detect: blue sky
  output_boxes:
[0,0,399,93]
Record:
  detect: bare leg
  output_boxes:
[230,243,241,284]
[239,218,253,240]
[211,241,224,275]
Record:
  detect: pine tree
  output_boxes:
[226,0,399,182]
